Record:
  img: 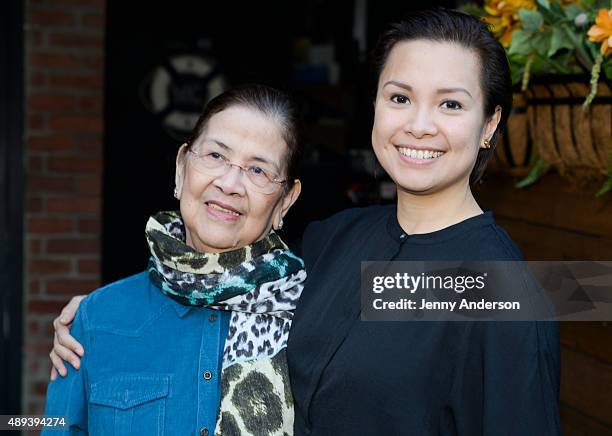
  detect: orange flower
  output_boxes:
[587,8,612,57]
[483,0,536,47]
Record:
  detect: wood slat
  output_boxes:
[561,348,612,427]
[561,322,612,364]
[476,173,612,239]
[560,403,612,435]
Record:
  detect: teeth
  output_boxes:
[398,147,444,160]
[208,203,240,216]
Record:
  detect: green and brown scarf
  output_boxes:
[146,211,305,435]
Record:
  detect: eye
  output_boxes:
[208,151,225,160]
[441,100,463,110]
[390,94,410,104]
[248,166,268,177]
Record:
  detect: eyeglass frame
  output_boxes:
[183,143,288,192]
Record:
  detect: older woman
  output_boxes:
[49,9,561,435]
[43,84,303,436]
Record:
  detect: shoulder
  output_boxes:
[80,271,171,335]
[300,205,392,261]
[304,205,392,239]
[457,214,525,261]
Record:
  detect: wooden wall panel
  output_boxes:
[476,171,612,435]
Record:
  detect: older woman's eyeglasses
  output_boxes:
[186,145,286,195]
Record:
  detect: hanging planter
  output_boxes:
[463,0,612,194]
[525,75,612,177]
[492,91,533,174]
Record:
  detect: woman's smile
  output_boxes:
[396,145,446,166]
[205,200,242,221]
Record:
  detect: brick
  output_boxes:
[27,176,75,193]
[30,259,72,274]
[78,259,100,274]
[81,13,105,28]
[27,197,44,213]
[47,279,100,294]
[48,157,102,173]
[30,279,41,294]
[78,95,103,112]
[28,299,70,314]
[28,156,44,173]
[35,381,49,395]
[76,177,102,194]
[28,135,75,151]
[29,10,76,27]
[28,94,76,112]
[28,217,74,233]
[29,72,46,87]
[47,238,100,254]
[28,113,45,130]
[29,239,43,255]
[29,52,78,69]
[78,218,101,233]
[47,74,103,89]
[49,33,103,49]
[76,136,102,153]
[49,115,103,133]
[47,197,100,214]
[29,30,43,46]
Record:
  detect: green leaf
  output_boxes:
[596,175,612,197]
[516,158,552,188]
[508,30,532,56]
[532,32,552,57]
[519,9,544,32]
[604,61,612,81]
[536,0,550,9]
[564,4,582,20]
[550,1,565,18]
[548,26,574,57]
[459,3,485,17]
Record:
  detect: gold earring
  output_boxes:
[482,138,491,149]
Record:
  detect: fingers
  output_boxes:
[49,349,67,378]
[50,366,58,381]
[52,316,83,357]
[55,322,84,357]
[59,295,86,324]
[53,332,82,369]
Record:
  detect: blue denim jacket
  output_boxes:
[43,272,230,436]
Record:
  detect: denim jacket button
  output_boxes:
[200,427,209,436]
[203,370,213,380]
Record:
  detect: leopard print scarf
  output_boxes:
[145,211,305,435]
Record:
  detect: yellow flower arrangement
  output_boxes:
[462,0,612,195]
[484,0,537,46]
[588,8,612,56]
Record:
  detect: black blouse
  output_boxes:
[287,205,561,436]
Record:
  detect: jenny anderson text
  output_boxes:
[372,298,521,311]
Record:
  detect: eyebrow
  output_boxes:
[383,80,473,99]
[209,139,281,172]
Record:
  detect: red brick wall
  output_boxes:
[23,0,105,414]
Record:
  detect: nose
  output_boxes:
[212,164,247,196]
[403,105,438,138]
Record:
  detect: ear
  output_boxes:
[175,143,188,199]
[480,105,502,149]
[274,180,302,230]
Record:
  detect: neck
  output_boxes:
[396,181,482,235]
